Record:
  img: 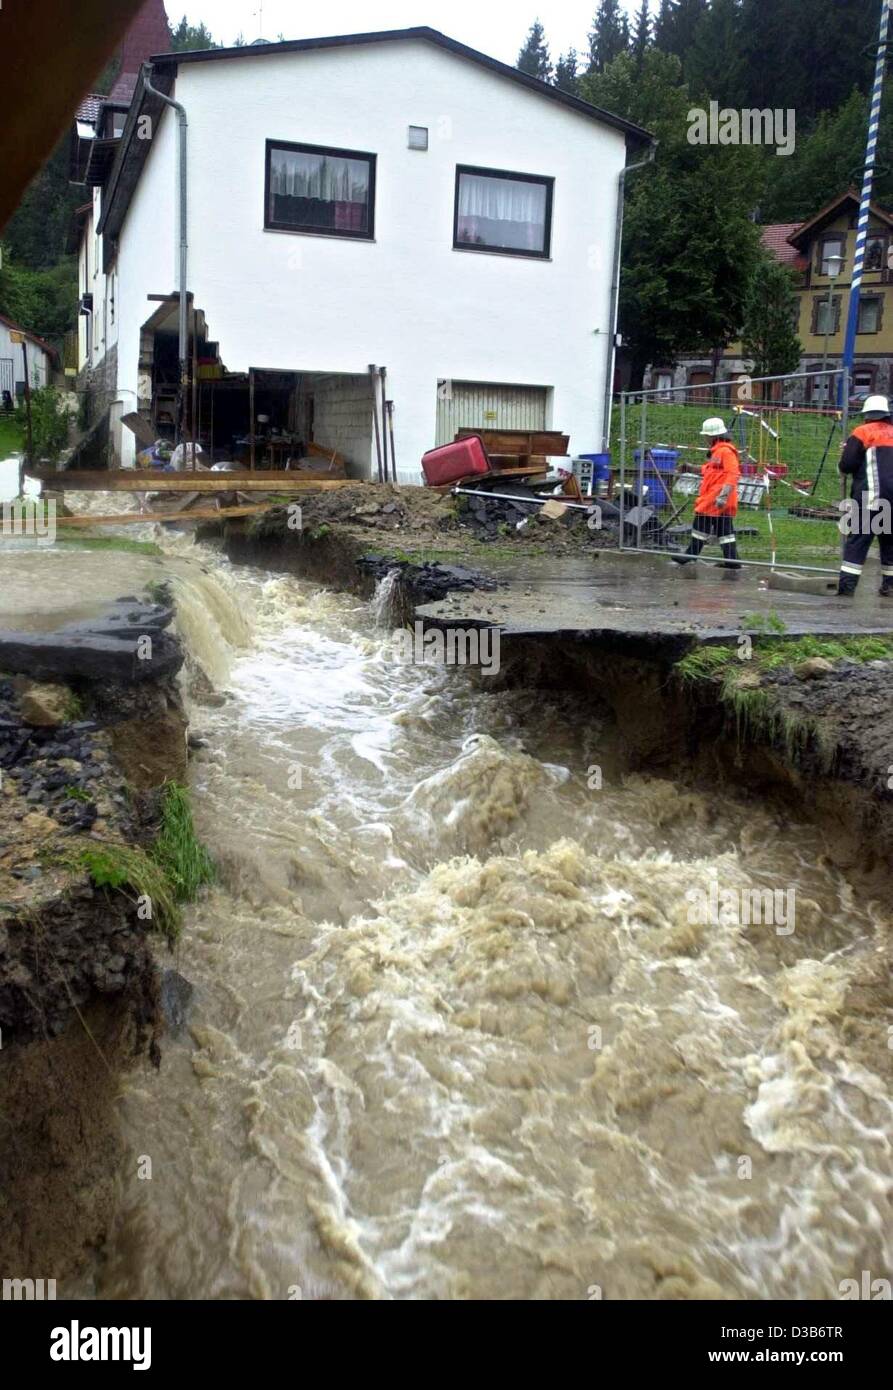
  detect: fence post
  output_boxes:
[636,392,648,550]
[619,390,627,548]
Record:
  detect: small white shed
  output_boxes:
[0,314,57,401]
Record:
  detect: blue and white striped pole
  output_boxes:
[841,0,890,393]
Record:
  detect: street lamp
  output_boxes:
[820,252,844,405]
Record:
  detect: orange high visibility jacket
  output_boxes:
[840,420,893,503]
[695,439,741,517]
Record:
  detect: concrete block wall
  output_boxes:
[311,374,375,478]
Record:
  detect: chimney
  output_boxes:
[109,0,172,103]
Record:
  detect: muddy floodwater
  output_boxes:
[4,535,892,1300]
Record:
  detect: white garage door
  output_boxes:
[435,380,548,446]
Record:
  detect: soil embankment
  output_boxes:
[0,597,189,1285]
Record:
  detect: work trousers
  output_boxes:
[840,497,893,588]
[682,512,740,566]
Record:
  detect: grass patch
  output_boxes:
[64,784,92,803]
[0,416,24,456]
[675,633,893,767]
[46,783,214,945]
[740,611,787,634]
[55,534,163,556]
[63,690,85,721]
[675,644,736,683]
[151,782,216,903]
[79,843,180,943]
[759,634,893,668]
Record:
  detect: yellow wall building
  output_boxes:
[647,191,893,402]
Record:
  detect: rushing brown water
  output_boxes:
[5,527,888,1301]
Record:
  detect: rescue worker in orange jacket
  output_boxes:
[672,417,741,567]
[838,395,893,597]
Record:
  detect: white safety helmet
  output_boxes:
[700,417,728,437]
[862,395,891,418]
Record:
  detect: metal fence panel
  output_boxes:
[615,370,850,573]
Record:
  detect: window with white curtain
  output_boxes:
[265,141,376,239]
[454,166,553,258]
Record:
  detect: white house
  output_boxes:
[73,25,652,479]
[0,314,57,400]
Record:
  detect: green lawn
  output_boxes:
[0,416,24,457]
[610,399,846,570]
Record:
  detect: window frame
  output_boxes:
[865,233,888,274]
[816,234,846,278]
[811,293,842,337]
[453,164,554,260]
[857,294,884,335]
[264,138,377,241]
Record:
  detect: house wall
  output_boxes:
[114,103,178,466]
[0,322,49,391]
[797,211,892,359]
[113,37,629,479]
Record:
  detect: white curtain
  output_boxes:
[271,150,367,203]
[457,174,546,250]
[458,174,546,225]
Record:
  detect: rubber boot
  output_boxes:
[880,577,893,598]
[837,574,859,597]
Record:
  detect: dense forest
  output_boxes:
[1,1,888,379]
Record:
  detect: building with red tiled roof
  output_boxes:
[646,190,893,403]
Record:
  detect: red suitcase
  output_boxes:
[422,435,491,487]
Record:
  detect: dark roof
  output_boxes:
[110,0,172,102]
[787,190,893,248]
[150,27,653,146]
[0,312,59,363]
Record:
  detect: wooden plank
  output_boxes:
[456,429,570,456]
[29,470,353,492]
[57,503,278,528]
[120,411,157,447]
[306,440,346,470]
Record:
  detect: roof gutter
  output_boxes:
[602,141,657,452]
[141,61,188,444]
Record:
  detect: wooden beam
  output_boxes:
[31,470,352,492]
[57,504,281,528]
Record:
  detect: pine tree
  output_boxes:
[588,0,630,75]
[632,1,652,68]
[554,49,580,94]
[686,0,746,106]
[169,17,218,51]
[741,256,802,379]
[517,20,553,82]
[653,0,709,58]
[653,0,676,50]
